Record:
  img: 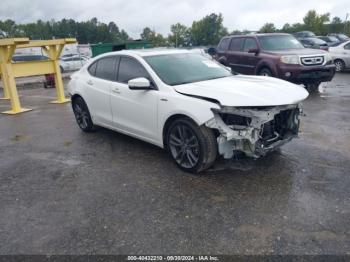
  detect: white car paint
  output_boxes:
[175,74,308,107]
[329,40,350,70]
[68,49,308,169]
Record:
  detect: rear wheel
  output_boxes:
[166,118,217,173]
[258,67,273,76]
[334,59,345,72]
[72,96,95,132]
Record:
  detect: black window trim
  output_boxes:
[115,55,158,90]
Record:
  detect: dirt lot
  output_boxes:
[0,73,349,255]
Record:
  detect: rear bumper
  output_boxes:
[276,64,336,84]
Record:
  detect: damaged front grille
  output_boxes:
[260,109,299,146]
[205,105,301,159]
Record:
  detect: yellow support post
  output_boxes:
[0,38,77,114]
[0,39,32,114]
[0,72,10,100]
[42,44,70,104]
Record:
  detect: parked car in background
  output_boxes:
[328,33,350,43]
[60,56,89,72]
[212,33,335,91]
[68,50,308,173]
[317,36,341,47]
[298,37,329,50]
[12,54,48,62]
[293,31,316,38]
[329,40,350,72]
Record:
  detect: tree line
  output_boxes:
[0,10,349,47]
[259,10,350,36]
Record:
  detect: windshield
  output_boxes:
[144,53,232,86]
[338,34,349,41]
[258,35,304,50]
[309,38,327,44]
[328,36,339,42]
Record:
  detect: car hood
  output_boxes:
[265,48,327,56]
[174,75,309,107]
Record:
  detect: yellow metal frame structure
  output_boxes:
[0,38,77,114]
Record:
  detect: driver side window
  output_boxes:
[344,43,350,50]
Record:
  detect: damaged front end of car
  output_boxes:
[205,104,302,159]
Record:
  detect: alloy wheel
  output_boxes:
[73,101,89,129]
[335,61,343,72]
[168,124,200,169]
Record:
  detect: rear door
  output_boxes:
[84,56,118,125]
[226,37,244,73]
[343,42,350,67]
[239,37,260,75]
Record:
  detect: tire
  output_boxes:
[305,82,320,92]
[218,57,227,66]
[72,96,96,132]
[166,118,217,173]
[334,59,345,72]
[258,67,273,76]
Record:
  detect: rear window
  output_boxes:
[243,38,258,52]
[90,56,118,81]
[218,38,230,51]
[229,38,244,51]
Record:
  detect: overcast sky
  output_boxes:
[1,0,349,38]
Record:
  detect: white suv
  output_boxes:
[68,49,308,173]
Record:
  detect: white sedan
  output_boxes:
[68,50,308,173]
[60,56,89,72]
[329,40,350,72]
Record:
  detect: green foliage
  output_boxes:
[0,18,129,44]
[140,27,167,47]
[168,23,190,47]
[303,10,330,35]
[190,13,228,46]
[259,23,277,33]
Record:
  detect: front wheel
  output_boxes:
[166,118,217,173]
[305,82,320,92]
[258,68,273,77]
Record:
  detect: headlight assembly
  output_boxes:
[280,55,300,65]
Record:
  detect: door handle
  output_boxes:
[112,88,121,94]
[87,80,93,86]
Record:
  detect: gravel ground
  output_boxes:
[0,73,349,255]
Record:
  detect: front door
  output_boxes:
[110,56,159,142]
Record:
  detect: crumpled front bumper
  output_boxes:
[205,104,301,159]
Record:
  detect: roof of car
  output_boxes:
[222,33,291,39]
[98,49,192,58]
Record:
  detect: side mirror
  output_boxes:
[207,47,217,56]
[248,48,259,54]
[128,77,152,90]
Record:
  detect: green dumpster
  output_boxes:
[90,40,152,57]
